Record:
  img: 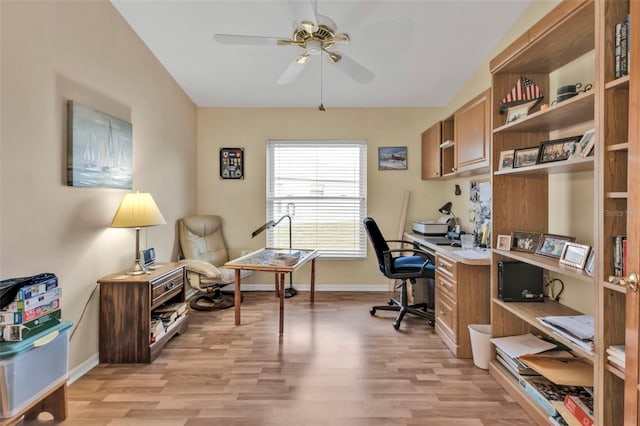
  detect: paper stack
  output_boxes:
[606,344,625,371]
[537,315,594,355]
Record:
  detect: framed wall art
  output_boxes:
[220,147,244,179]
[496,234,511,250]
[378,146,407,170]
[498,150,515,171]
[67,100,133,189]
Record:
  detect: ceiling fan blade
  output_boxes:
[214,34,286,45]
[287,0,318,30]
[277,55,309,85]
[329,51,374,84]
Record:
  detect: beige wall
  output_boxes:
[195,0,562,288]
[0,0,197,369]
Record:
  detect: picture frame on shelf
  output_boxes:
[513,146,540,168]
[505,103,530,124]
[535,234,576,258]
[537,136,581,164]
[498,150,515,171]
[559,242,591,269]
[510,231,542,253]
[584,249,595,276]
[496,234,511,250]
[577,128,596,158]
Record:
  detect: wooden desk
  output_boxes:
[404,232,491,358]
[225,248,319,334]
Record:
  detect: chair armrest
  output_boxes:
[385,247,433,259]
[384,239,420,249]
[178,259,223,280]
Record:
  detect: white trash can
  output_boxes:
[468,324,491,370]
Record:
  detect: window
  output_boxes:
[266,140,367,259]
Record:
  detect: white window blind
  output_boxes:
[266,140,367,259]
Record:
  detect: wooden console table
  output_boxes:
[225,248,319,334]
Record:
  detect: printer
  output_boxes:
[412,220,448,236]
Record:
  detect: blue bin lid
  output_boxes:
[0,320,72,358]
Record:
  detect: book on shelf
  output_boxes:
[613,235,626,277]
[150,318,166,343]
[606,344,625,369]
[615,15,630,79]
[154,301,187,317]
[563,394,594,426]
[551,401,582,426]
[518,375,593,418]
[152,310,178,326]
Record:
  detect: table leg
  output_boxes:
[275,272,280,298]
[234,269,241,325]
[279,272,285,334]
[310,258,316,303]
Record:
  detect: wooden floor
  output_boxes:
[55,291,535,425]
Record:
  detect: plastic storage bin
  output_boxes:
[0,320,72,419]
[468,324,491,370]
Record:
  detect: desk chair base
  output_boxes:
[370,279,435,330]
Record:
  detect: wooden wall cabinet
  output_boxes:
[98,263,188,364]
[421,116,454,180]
[454,88,491,174]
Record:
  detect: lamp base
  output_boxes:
[126,261,147,276]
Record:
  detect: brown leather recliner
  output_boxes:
[178,215,252,310]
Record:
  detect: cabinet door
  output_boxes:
[454,88,490,172]
[421,123,441,179]
[626,2,640,422]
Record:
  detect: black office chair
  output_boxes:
[363,217,435,330]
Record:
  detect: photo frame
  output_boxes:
[378,146,407,170]
[576,128,596,158]
[535,233,576,258]
[559,242,591,269]
[584,249,596,276]
[506,103,530,124]
[498,150,515,171]
[511,231,542,253]
[537,136,581,164]
[220,147,244,179]
[513,146,540,168]
[496,234,511,250]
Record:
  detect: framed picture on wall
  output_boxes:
[378,147,407,170]
[220,147,244,179]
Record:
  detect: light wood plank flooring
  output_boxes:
[56,291,534,425]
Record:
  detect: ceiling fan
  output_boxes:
[213,0,374,85]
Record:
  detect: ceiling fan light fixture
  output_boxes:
[296,54,309,64]
[306,39,323,55]
[326,51,341,63]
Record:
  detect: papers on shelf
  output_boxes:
[537,315,595,355]
[490,333,557,359]
[519,353,593,387]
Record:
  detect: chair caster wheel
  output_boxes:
[369,308,376,315]
[393,321,400,330]
[427,319,435,327]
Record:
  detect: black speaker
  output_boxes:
[498,261,544,302]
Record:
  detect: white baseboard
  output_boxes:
[69,352,99,385]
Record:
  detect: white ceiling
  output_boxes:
[111,0,532,108]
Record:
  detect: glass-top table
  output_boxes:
[225,248,319,334]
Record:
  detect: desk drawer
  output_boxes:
[151,268,184,308]
[435,288,457,341]
[436,269,457,301]
[435,253,457,281]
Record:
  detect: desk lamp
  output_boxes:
[438,202,460,232]
[111,192,166,275]
[251,204,297,298]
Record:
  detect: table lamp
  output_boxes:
[438,201,460,231]
[111,192,166,275]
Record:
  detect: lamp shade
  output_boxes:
[438,202,453,215]
[111,192,166,228]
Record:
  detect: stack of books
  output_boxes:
[615,15,630,79]
[563,394,595,426]
[537,315,594,355]
[606,344,625,371]
[519,375,593,421]
[150,301,187,342]
[0,274,62,341]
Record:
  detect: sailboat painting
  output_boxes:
[67,101,133,189]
